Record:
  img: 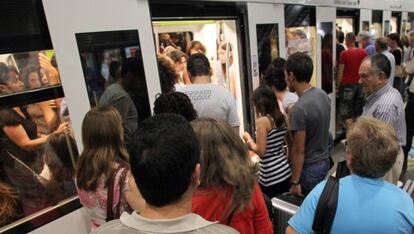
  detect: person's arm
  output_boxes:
[289,130,306,196]
[182,68,192,85]
[244,117,268,157]
[286,226,299,234]
[38,101,59,130]
[123,170,146,212]
[39,53,60,85]
[285,130,293,163]
[229,67,236,98]
[3,122,68,151]
[336,64,344,89]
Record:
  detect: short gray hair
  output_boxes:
[357,31,371,40]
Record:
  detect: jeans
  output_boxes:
[338,84,364,119]
[300,158,330,195]
[402,92,414,180]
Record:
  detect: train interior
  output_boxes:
[0,0,414,233]
[152,19,246,134]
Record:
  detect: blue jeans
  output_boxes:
[300,158,330,195]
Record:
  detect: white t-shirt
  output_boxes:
[176,84,239,127]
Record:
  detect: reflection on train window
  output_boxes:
[256,24,279,78]
[371,10,383,39]
[285,5,317,86]
[0,50,61,96]
[384,20,390,36]
[0,98,78,230]
[152,20,246,133]
[75,30,151,122]
[157,32,194,54]
[319,22,334,94]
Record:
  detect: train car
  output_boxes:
[0,0,413,233]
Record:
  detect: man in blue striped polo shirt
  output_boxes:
[359,54,406,185]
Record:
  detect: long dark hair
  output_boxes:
[76,106,129,191]
[252,85,285,128]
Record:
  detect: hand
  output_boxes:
[289,183,303,197]
[242,132,252,143]
[54,122,70,134]
[38,53,60,85]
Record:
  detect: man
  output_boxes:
[335,30,345,65]
[359,54,406,184]
[402,31,414,180]
[286,117,414,234]
[375,37,396,86]
[357,31,376,56]
[337,32,367,130]
[176,53,239,132]
[285,52,331,196]
[93,114,237,234]
[99,57,139,153]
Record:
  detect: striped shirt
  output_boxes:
[259,126,292,187]
[362,83,406,146]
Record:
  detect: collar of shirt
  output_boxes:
[120,212,218,233]
[365,83,391,105]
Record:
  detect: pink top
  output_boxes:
[77,165,130,231]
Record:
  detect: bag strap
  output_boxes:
[312,176,340,234]
[115,168,128,218]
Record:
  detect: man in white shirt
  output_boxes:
[176,53,239,133]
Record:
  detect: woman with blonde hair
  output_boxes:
[191,118,273,234]
[76,106,144,231]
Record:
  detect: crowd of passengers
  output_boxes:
[1,30,414,233]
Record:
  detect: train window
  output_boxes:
[0,51,61,96]
[0,50,79,232]
[256,23,279,78]
[75,30,151,122]
[285,5,317,86]
[408,13,414,33]
[371,10,383,39]
[362,21,370,32]
[319,22,334,94]
[384,20,390,36]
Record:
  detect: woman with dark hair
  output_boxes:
[187,40,207,56]
[76,106,145,231]
[243,86,292,198]
[262,58,298,116]
[153,91,197,121]
[157,55,178,93]
[192,118,273,234]
[166,49,191,85]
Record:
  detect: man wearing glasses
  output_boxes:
[359,53,406,185]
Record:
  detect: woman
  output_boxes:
[0,62,69,225]
[191,118,273,234]
[262,58,298,116]
[215,41,236,97]
[166,49,191,85]
[76,106,145,231]
[186,40,207,56]
[153,91,198,121]
[243,86,292,198]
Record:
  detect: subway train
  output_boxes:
[1,0,414,233]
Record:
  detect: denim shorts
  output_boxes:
[338,84,364,119]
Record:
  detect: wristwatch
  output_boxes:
[290,181,300,186]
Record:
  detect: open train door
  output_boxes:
[317,6,336,137]
[246,2,285,90]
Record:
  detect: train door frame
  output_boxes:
[42,0,159,151]
[391,11,402,35]
[336,8,360,36]
[149,1,253,133]
[317,6,336,137]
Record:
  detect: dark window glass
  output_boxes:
[256,24,279,78]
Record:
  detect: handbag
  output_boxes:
[105,167,128,222]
